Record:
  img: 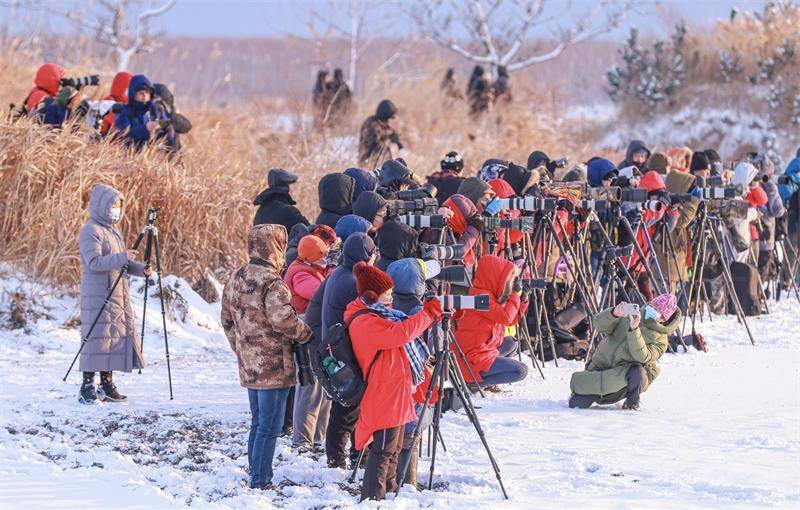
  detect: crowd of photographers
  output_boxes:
[218,140,799,499]
[15,63,191,155]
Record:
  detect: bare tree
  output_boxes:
[412,0,633,74]
[61,0,176,71]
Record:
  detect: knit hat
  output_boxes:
[647,152,670,175]
[353,261,394,304]
[55,86,78,106]
[298,235,328,264]
[650,294,677,321]
[441,151,464,172]
[310,224,336,246]
[479,158,509,181]
[690,152,710,174]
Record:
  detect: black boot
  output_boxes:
[97,371,127,402]
[79,372,98,405]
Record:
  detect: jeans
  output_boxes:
[247,387,290,488]
[498,336,518,357]
[479,356,528,386]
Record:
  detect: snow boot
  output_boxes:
[78,372,98,405]
[97,371,127,402]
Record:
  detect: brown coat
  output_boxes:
[656,171,700,284]
[221,224,311,390]
[358,115,396,165]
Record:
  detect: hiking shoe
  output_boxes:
[97,381,127,402]
[78,383,98,405]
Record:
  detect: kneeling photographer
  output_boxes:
[569,295,680,410]
[454,254,529,391]
[346,262,442,501]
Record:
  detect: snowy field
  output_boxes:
[0,272,798,510]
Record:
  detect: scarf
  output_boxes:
[362,298,430,386]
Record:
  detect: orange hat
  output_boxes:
[298,235,328,264]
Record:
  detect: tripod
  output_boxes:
[64,208,174,399]
[394,311,508,499]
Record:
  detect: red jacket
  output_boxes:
[745,184,768,241]
[24,64,64,111]
[345,298,436,450]
[100,71,133,136]
[283,260,328,314]
[454,255,522,382]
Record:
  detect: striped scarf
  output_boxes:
[363,299,430,386]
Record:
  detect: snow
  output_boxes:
[1,270,799,509]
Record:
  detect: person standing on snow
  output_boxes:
[77,184,152,404]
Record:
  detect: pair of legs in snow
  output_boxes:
[475,336,529,387]
[79,371,126,403]
[569,364,648,410]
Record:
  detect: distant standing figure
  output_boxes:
[358,99,401,167]
[313,69,331,127]
[328,68,353,124]
[492,65,512,105]
[440,67,463,100]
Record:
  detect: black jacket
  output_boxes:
[428,173,464,206]
[315,173,355,228]
[375,219,419,271]
[252,188,309,232]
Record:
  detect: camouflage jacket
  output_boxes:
[221,224,312,390]
[358,115,396,165]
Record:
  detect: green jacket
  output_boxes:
[570,307,680,397]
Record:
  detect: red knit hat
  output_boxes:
[298,235,328,264]
[311,224,336,246]
[353,261,393,304]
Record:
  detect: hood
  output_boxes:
[109,72,133,102]
[387,258,427,299]
[503,163,533,196]
[88,184,122,227]
[587,158,618,187]
[526,150,550,171]
[457,177,491,207]
[665,170,696,194]
[318,173,355,215]
[288,223,311,247]
[344,167,378,201]
[342,232,376,269]
[472,255,517,301]
[376,220,418,260]
[375,99,397,121]
[733,162,758,187]
[153,83,175,109]
[638,171,666,194]
[253,187,296,206]
[127,74,154,111]
[35,64,65,96]
[488,178,515,199]
[625,139,651,163]
[443,194,477,235]
[379,159,412,187]
[247,224,287,271]
[335,214,372,240]
[562,165,588,183]
[353,191,387,223]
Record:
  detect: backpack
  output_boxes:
[314,308,380,407]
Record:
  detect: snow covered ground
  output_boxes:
[0,271,798,509]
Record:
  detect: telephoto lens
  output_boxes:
[576,199,608,213]
[419,244,466,261]
[642,200,664,212]
[620,188,648,203]
[394,182,438,201]
[604,244,634,258]
[438,294,490,311]
[435,265,471,286]
[398,214,447,229]
[387,197,439,216]
[496,196,557,212]
[293,342,315,387]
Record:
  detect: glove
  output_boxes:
[423,296,443,319]
[483,198,502,216]
[468,215,485,233]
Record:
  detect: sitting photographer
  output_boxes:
[315,172,355,229]
[114,74,174,151]
[253,168,309,232]
[98,71,132,136]
[36,85,85,128]
[221,224,312,489]
[345,262,442,500]
[454,255,529,390]
[569,295,680,410]
[428,151,466,205]
[21,63,65,114]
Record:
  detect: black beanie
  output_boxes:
[441,151,464,172]
[703,149,721,164]
[690,152,710,173]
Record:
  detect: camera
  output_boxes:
[576,198,608,213]
[518,278,547,291]
[550,157,568,170]
[603,244,633,258]
[588,187,622,201]
[641,200,665,212]
[496,196,557,212]
[438,294,490,311]
[669,193,695,205]
[399,214,447,229]
[60,75,100,89]
[293,342,314,387]
[711,198,750,220]
[387,197,438,216]
[699,186,739,200]
[435,265,471,287]
[420,243,465,261]
[394,183,437,201]
[482,216,536,233]
[620,188,647,203]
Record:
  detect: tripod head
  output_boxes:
[145,207,159,226]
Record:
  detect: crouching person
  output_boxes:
[569,294,680,410]
[221,224,312,489]
[346,262,442,501]
[78,184,152,404]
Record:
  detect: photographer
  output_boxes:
[587,158,618,188]
[731,162,767,263]
[353,191,387,229]
[321,232,377,469]
[440,194,483,267]
[618,140,651,172]
[428,151,466,205]
[457,177,496,212]
[748,153,786,283]
[655,170,701,292]
[315,172,356,228]
[569,295,680,410]
[454,255,529,390]
[99,71,132,136]
[36,85,84,128]
[21,63,65,114]
[221,224,312,489]
[114,74,174,151]
[358,99,400,165]
[502,162,538,196]
[253,168,309,232]
[77,184,152,404]
[375,217,419,272]
[343,167,378,202]
[152,83,192,154]
[377,159,419,199]
[345,262,442,500]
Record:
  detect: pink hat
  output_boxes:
[650,294,677,320]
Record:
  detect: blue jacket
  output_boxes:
[587,158,618,188]
[114,74,171,149]
[778,157,800,204]
[320,232,376,338]
[37,99,71,127]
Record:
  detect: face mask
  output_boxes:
[110,207,122,223]
[643,305,661,322]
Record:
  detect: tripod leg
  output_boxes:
[708,225,756,345]
[138,275,150,375]
[349,448,366,483]
[152,234,174,399]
